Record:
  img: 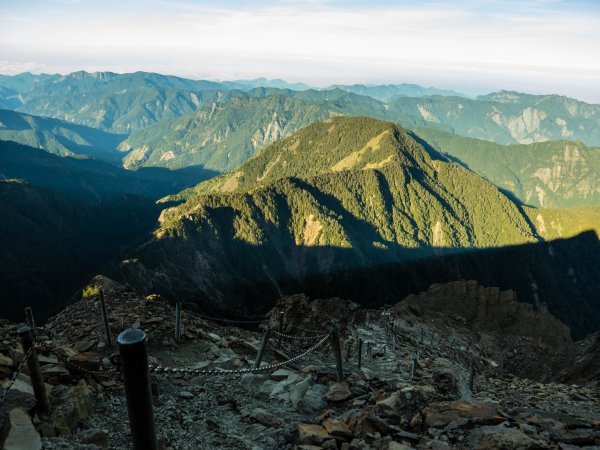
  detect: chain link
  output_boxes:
[270,329,329,341]
[150,329,332,377]
[291,323,325,334]
[0,345,34,406]
[52,350,118,377]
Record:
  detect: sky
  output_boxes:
[1,0,599,102]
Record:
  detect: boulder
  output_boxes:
[73,341,95,352]
[322,418,353,441]
[249,407,284,428]
[468,424,544,449]
[41,364,70,377]
[289,376,312,408]
[0,354,14,367]
[271,368,296,381]
[388,443,413,450]
[298,383,327,414]
[326,382,352,402]
[3,408,42,450]
[78,428,109,448]
[433,369,460,399]
[340,409,389,436]
[296,423,332,446]
[68,352,103,372]
[376,391,402,416]
[0,410,9,448]
[0,389,37,413]
[49,380,93,434]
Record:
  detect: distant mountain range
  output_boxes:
[1,71,599,336]
[3,71,600,148]
[390,91,600,145]
[326,83,467,102]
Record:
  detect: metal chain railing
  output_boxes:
[48,351,119,376]
[0,345,35,406]
[149,329,332,377]
[52,351,119,377]
[270,329,329,341]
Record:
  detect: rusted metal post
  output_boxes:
[278,312,284,347]
[330,324,344,381]
[254,327,271,369]
[99,289,112,348]
[175,302,182,343]
[117,329,157,450]
[24,307,37,337]
[18,326,49,413]
[357,338,363,369]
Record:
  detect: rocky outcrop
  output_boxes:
[396,280,572,348]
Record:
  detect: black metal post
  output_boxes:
[99,289,112,348]
[254,327,271,369]
[175,302,182,343]
[18,326,49,413]
[357,338,363,370]
[278,312,284,347]
[24,307,37,337]
[117,329,157,450]
[411,351,418,380]
[330,324,344,381]
[468,361,475,392]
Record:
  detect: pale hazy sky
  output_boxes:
[1,0,599,102]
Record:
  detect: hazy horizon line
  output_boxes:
[5,68,600,105]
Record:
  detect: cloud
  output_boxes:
[0,60,50,75]
[0,0,598,101]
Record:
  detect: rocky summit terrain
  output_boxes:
[1,277,599,450]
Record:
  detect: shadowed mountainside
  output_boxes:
[0,179,163,321]
[0,140,217,202]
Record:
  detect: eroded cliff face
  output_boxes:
[525,142,600,207]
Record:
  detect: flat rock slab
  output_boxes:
[423,400,505,429]
[4,408,41,450]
